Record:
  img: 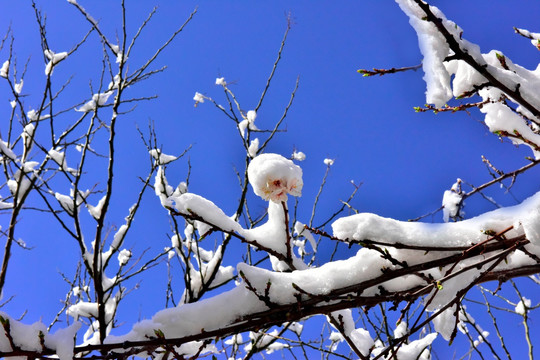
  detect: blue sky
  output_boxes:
[1,0,540,357]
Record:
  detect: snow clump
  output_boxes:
[442,179,463,222]
[0,60,9,78]
[515,298,531,315]
[324,158,334,166]
[292,150,306,161]
[193,92,205,105]
[248,153,303,203]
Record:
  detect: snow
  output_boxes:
[238,119,249,138]
[373,333,437,360]
[246,110,256,123]
[247,153,303,203]
[333,191,540,248]
[154,166,174,208]
[22,123,35,161]
[288,322,303,335]
[215,77,226,86]
[0,139,16,160]
[432,305,459,341]
[75,91,114,112]
[350,328,374,357]
[237,110,259,138]
[87,195,106,220]
[149,149,178,165]
[242,201,300,270]
[44,49,68,76]
[193,92,205,104]
[115,51,127,65]
[329,331,344,342]
[395,0,455,106]
[224,333,243,345]
[45,322,82,360]
[248,138,259,158]
[442,179,463,222]
[515,298,531,315]
[0,312,81,360]
[0,201,13,209]
[292,150,306,161]
[54,188,89,216]
[67,302,98,319]
[14,79,23,94]
[479,87,540,159]
[324,158,334,166]
[394,321,408,338]
[0,60,8,78]
[173,193,243,234]
[118,249,132,266]
[111,224,128,251]
[55,192,75,215]
[522,208,540,247]
[294,221,317,252]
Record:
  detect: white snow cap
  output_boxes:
[442,179,463,222]
[324,158,334,166]
[292,150,306,161]
[248,153,303,203]
[395,0,456,106]
[0,60,9,78]
[44,49,68,76]
[215,77,226,86]
[248,138,259,158]
[246,110,257,123]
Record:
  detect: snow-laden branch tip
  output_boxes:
[14,79,23,94]
[75,91,114,112]
[238,110,259,138]
[149,149,178,165]
[44,49,68,76]
[0,60,9,78]
[0,139,16,161]
[292,150,306,161]
[215,77,226,86]
[442,179,463,222]
[193,92,205,106]
[248,138,259,158]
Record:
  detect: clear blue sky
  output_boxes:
[1,0,539,357]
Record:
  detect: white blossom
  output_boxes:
[248,153,303,202]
